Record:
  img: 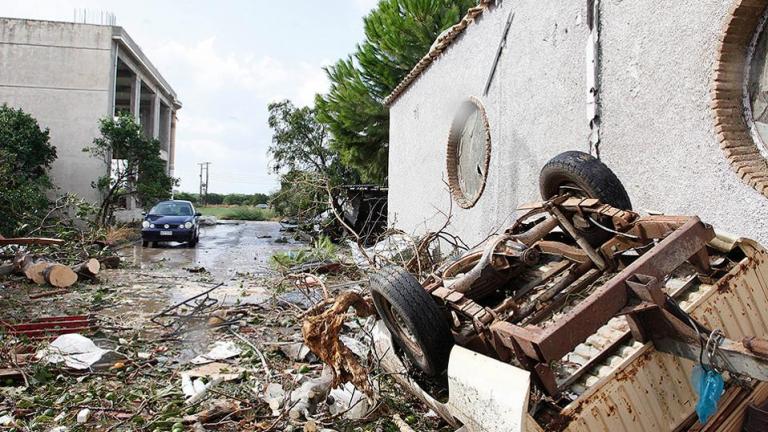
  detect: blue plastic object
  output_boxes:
[691,364,725,424]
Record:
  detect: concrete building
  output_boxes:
[0,17,180,205]
[386,0,768,246]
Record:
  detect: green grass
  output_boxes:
[197,206,275,221]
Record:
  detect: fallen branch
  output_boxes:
[230,329,272,379]
[0,237,64,246]
[392,414,416,432]
[29,289,69,300]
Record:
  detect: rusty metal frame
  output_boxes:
[496,216,715,364]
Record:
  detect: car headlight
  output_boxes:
[150,223,156,228]
[184,221,193,229]
[142,221,150,228]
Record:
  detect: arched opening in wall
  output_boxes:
[446,97,491,209]
[712,0,768,197]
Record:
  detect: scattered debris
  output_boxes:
[190,341,242,365]
[36,333,124,370]
[4,315,96,339]
[198,215,218,226]
[183,362,245,382]
[184,265,207,273]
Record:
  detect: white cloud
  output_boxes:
[353,0,378,15]
[149,37,328,106]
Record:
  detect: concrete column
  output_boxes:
[151,94,160,139]
[169,113,177,176]
[130,75,141,121]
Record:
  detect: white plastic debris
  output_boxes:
[288,368,333,420]
[190,341,242,365]
[48,427,68,432]
[0,415,13,426]
[328,382,371,420]
[181,373,223,405]
[76,408,90,424]
[348,233,414,269]
[36,334,124,370]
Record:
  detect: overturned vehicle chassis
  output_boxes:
[372,192,768,430]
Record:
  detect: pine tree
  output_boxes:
[315,0,475,184]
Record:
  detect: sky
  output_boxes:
[3,0,378,194]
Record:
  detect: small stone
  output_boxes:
[303,420,318,432]
[76,408,90,424]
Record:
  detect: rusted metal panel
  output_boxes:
[560,241,768,431]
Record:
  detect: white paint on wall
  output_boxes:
[388,0,768,246]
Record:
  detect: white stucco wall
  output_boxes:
[0,18,113,204]
[388,0,768,246]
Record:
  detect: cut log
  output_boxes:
[72,258,100,279]
[99,256,121,269]
[42,264,78,288]
[24,262,50,285]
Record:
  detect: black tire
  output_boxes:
[370,266,453,376]
[142,240,148,247]
[540,151,632,245]
[188,236,198,247]
[539,151,632,210]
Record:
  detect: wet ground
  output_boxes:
[103,221,304,328]
[127,220,298,280]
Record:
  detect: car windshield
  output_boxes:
[149,202,193,216]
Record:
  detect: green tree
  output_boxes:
[247,193,269,206]
[84,114,176,225]
[315,0,474,183]
[175,191,199,204]
[267,100,358,219]
[223,194,248,206]
[0,104,57,235]
[205,193,224,205]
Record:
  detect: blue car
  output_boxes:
[141,200,201,247]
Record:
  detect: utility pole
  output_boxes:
[198,162,211,206]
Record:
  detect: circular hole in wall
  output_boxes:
[446,97,491,209]
[711,0,768,198]
[748,13,768,155]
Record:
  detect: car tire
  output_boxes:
[188,236,198,247]
[370,265,453,376]
[539,151,632,210]
[142,240,148,247]
[539,151,632,245]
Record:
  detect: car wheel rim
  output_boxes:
[379,297,426,364]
